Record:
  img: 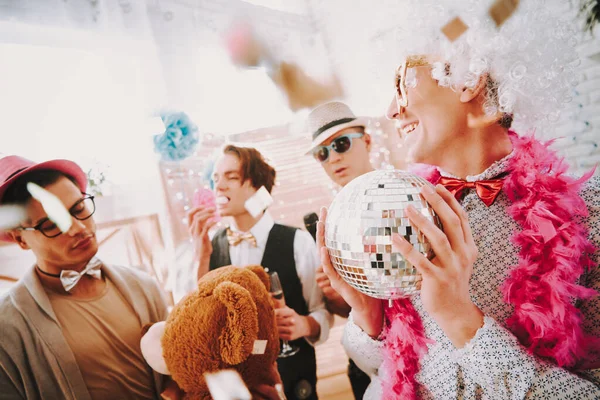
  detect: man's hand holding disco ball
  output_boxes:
[395,184,482,348]
[318,172,483,348]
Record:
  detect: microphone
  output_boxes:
[303,212,318,241]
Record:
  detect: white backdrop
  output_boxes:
[0,0,598,209]
[0,0,332,215]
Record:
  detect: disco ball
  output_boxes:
[325,170,442,300]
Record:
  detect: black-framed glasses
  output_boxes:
[313,132,364,163]
[19,193,96,238]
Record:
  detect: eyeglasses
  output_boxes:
[394,55,431,112]
[19,194,96,238]
[313,133,364,163]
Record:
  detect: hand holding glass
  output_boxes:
[269,271,300,358]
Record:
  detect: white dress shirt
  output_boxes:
[229,212,333,346]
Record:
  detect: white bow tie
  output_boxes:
[60,258,103,292]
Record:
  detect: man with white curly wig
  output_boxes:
[317,0,600,398]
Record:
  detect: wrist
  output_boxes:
[325,296,351,318]
[304,315,320,340]
[434,303,484,348]
[199,249,211,262]
[326,299,351,318]
[353,301,384,338]
[196,258,210,280]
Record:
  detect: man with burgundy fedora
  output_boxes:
[0,155,169,400]
[305,101,374,399]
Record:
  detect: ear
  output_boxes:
[245,265,270,291]
[214,281,259,365]
[363,132,372,152]
[460,73,488,103]
[11,231,30,250]
[140,321,171,375]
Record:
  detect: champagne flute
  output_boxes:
[268,271,300,358]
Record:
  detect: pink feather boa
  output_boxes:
[381,133,599,399]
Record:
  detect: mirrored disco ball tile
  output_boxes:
[325,170,442,300]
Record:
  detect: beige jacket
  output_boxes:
[0,264,169,400]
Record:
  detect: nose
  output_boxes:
[327,147,342,164]
[385,96,403,120]
[214,179,227,193]
[67,217,86,236]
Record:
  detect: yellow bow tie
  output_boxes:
[227,228,257,247]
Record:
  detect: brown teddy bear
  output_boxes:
[141,265,281,399]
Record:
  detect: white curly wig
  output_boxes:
[318,0,581,131]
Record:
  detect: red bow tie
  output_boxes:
[438,176,504,207]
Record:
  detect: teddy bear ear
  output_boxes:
[140,321,171,375]
[244,265,270,291]
[214,281,259,365]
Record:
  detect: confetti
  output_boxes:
[489,0,520,28]
[223,21,263,68]
[441,16,469,42]
[26,182,72,233]
[204,370,251,400]
[272,61,344,111]
[244,186,273,218]
[223,21,343,111]
[0,205,27,230]
[251,340,268,355]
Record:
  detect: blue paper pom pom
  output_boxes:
[153,112,200,162]
[202,158,215,190]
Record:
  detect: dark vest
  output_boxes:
[209,224,318,400]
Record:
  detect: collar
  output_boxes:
[22,263,59,323]
[230,212,274,249]
[437,151,513,182]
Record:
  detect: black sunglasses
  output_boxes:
[313,133,364,163]
[18,193,96,238]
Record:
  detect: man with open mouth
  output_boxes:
[187,144,333,400]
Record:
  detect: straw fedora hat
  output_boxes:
[305,102,367,155]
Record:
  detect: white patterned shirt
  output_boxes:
[343,154,600,399]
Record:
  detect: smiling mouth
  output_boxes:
[400,121,419,136]
[334,167,347,175]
